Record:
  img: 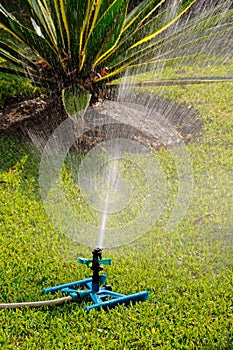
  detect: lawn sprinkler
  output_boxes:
[43,248,149,311]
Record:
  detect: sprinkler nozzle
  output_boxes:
[91,248,103,292]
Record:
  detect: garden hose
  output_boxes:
[0,296,72,309]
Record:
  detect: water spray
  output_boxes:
[43,247,149,311]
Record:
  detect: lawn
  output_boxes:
[0,63,232,349]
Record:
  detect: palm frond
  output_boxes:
[0,40,37,70]
[62,85,91,120]
[97,1,233,83]
[108,76,233,89]
[99,0,197,68]
[81,0,128,74]
[0,0,232,117]
[0,4,62,70]
[20,0,58,47]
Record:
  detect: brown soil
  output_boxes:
[0,95,204,151]
[0,97,67,142]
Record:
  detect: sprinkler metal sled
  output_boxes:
[43,248,149,311]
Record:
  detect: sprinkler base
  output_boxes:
[43,248,149,311]
[43,274,149,311]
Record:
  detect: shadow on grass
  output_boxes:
[0,136,31,171]
[0,136,41,196]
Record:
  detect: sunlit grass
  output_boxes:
[0,61,232,348]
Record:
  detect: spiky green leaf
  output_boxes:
[62,85,91,121]
[81,0,128,74]
[0,4,62,70]
[1,0,232,113]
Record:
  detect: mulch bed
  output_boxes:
[0,95,204,151]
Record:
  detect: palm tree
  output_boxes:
[0,0,232,120]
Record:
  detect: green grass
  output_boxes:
[0,56,41,109]
[0,63,232,349]
[0,72,40,109]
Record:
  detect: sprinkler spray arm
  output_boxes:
[78,254,112,269]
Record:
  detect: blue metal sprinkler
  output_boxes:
[43,248,149,311]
